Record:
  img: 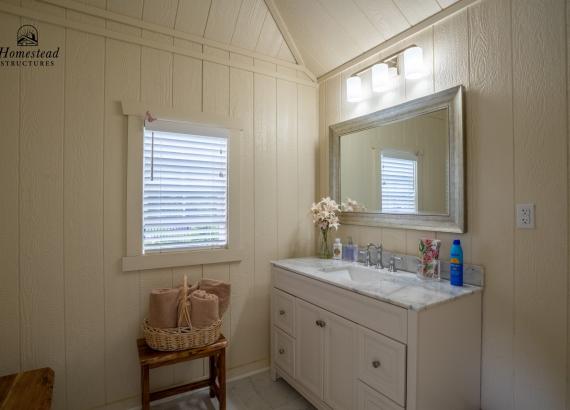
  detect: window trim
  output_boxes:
[121,101,243,272]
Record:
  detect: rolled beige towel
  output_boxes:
[190,290,219,329]
[199,279,231,316]
[148,288,179,328]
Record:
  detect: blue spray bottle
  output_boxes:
[449,239,463,286]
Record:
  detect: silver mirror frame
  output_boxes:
[329,85,465,233]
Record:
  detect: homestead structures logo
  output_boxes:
[17,25,38,46]
[0,24,60,67]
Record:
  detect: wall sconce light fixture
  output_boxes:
[403,46,426,79]
[346,75,362,102]
[346,45,425,102]
[371,63,398,92]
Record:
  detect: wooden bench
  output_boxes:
[137,335,227,410]
[0,367,54,410]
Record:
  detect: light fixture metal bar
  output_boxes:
[350,44,417,77]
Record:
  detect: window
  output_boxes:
[143,129,228,253]
[380,151,418,213]
[122,101,242,271]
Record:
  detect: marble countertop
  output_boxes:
[271,257,483,312]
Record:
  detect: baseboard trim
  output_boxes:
[227,359,270,381]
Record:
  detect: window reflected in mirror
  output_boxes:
[339,108,449,216]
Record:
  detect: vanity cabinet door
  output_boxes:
[323,311,358,410]
[295,298,325,400]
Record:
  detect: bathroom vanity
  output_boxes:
[270,258,482,410]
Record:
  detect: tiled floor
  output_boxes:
[153,371,316,410]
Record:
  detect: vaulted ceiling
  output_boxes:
[79,0,459,78]
[271,0,460,77]
[103,0,297,64]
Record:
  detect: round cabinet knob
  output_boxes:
[315,320,326,328]
[279,348,285,354]
[372,360,381,368]
[279,309,285,316]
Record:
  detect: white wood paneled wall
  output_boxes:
[0,2,318,409]
[319,0,568,408]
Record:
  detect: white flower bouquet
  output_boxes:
[311,197,340,258]
[341,197,366,212]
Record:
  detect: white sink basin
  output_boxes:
[320,265,384,283]
[318,264,418,296]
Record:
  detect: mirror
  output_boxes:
[340,108,449,215]
[330,85,464,233]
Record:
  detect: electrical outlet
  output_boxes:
[516,203,535,229]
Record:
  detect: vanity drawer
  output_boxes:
[273,327,295,377]
[358,327,406,407]
[272,288,295,336]
[273,266,407,343]
[358,381,404,410]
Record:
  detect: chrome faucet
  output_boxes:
[366,243,384,269]
[388,256,403,272]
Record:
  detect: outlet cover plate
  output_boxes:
[516,203,535,229]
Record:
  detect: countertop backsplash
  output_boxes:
[381,250,485,287]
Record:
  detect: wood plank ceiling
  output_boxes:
[271,0,460,77]
[102,0,298,64]
[95,0,460,78]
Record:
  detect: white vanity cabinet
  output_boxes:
[270,264,482,410]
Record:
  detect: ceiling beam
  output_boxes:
[263,0,306,67]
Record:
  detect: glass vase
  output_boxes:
[319,229,332,259]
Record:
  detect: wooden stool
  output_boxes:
[137,335,227,410]
[0,367,54,410]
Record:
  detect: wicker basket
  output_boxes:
[143,319,222,351]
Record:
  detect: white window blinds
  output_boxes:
[143,129,228,253]
[380,151,418,213]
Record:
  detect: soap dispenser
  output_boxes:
[343,237,354,261]
[333,238,342,260]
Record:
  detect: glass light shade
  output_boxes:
[346,76,362,102]
[372,63,392,92]
[404,46,426,79]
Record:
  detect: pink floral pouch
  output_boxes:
[418,239,442,280]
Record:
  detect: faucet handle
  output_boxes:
[391,256,403,265]
[365,243,379,267]
[388,255,403,272]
